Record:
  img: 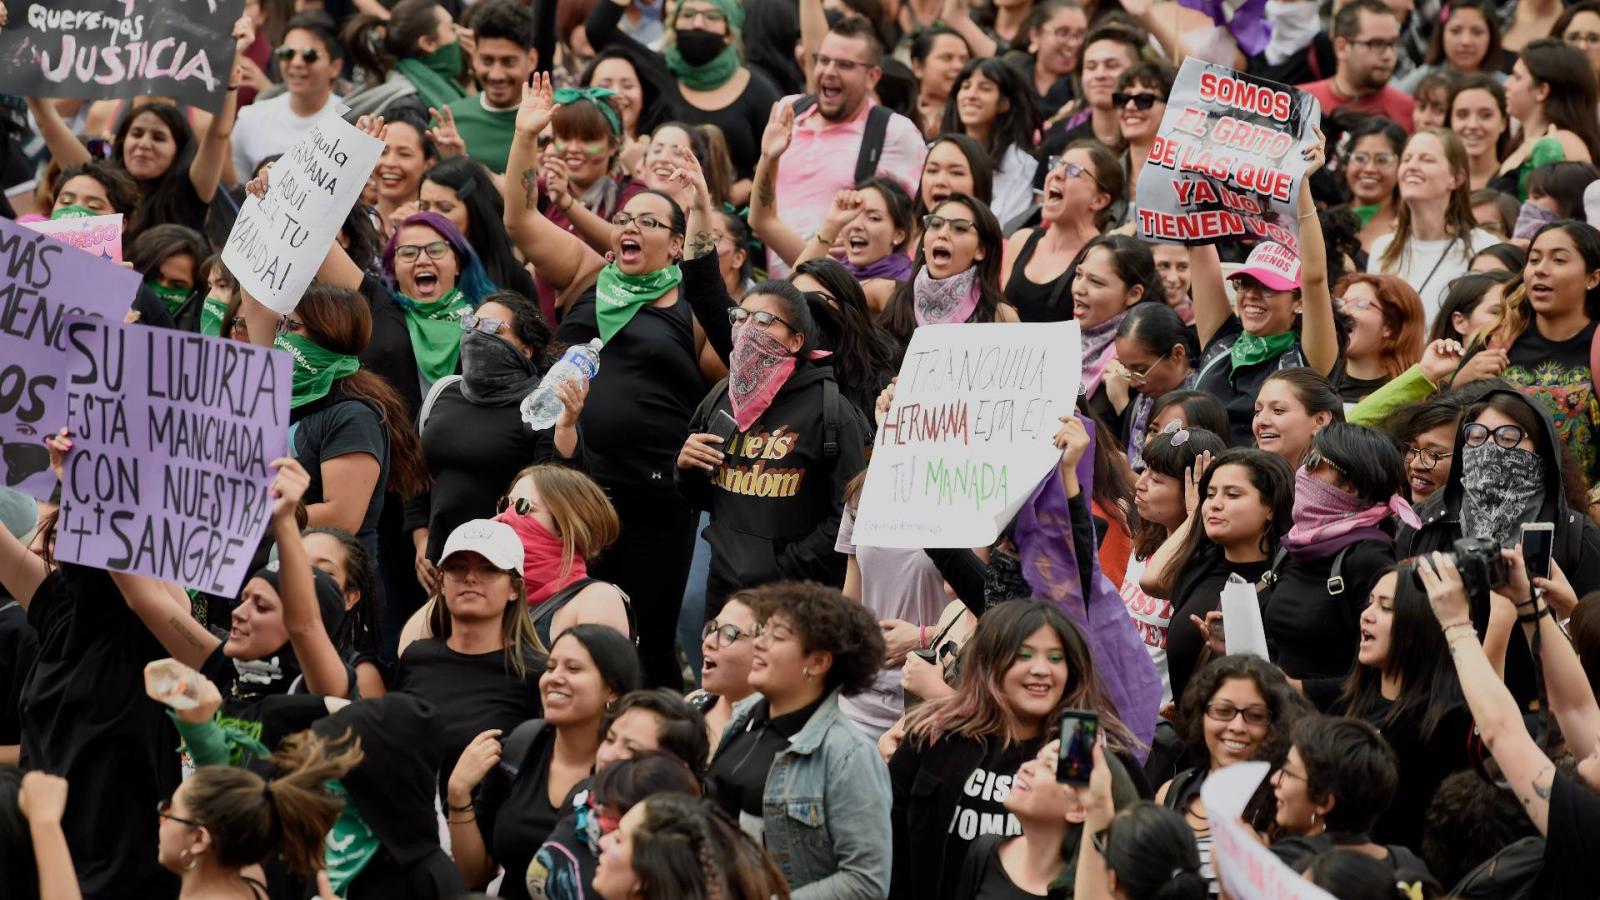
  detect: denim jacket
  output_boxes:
[721,690,892,900]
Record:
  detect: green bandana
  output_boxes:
[395,42,467,110]
[399,287,472,383]
[1352,204,1379,227]
[1229,331,1297,374]
[553,86,623,136]
[147,281,191,315]
[665,43,740,90]
[198,295,229,337]
[51,204,96,220]
[594,263,683,345]
[275,332,361,409]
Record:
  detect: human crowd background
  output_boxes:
[3,0,1600,897]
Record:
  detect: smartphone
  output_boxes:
[1522,522,1555,581]
[708,409,740,447]
[1057,710,1099,786]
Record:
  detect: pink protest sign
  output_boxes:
[26,213,125,262]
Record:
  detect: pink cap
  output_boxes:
[1228,242,1301,292]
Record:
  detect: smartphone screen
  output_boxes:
[709,409,740,446]
[1057,710,1099,785]
[1522,523,1555,581]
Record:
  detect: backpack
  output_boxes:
[1451,835,1546,900]
[498,718,549,780]
[702,374,863,461]
[790,95,893,185]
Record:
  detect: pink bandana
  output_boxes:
[495,508,588,604]
[729,325,797,430]
[1282,467,1421,555]
[913,265,982,326]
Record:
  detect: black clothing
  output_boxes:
[708,692,827,824]
[291,389,391,563]
[954,834,1051,900]
[1332,364,1387,403]
[476,721,566,900]
[1540,770,1600,897]
[587,486,697,689]
[1167,555,1272,702]
[19,566,180,899]
[0,600,38,749]
[1001,228,1072,322]
[1246,33,1334,87]
[394,639,544,805]
[358,273,424,416]
[1193,315,1309,446]
[1270,832,1430,875]
[1261,540,1395,680]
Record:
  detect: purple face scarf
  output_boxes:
[1081,311,1127,396]
[1282,467,1421,559]
[846,253,914,284]
[1014,413,1162,758]
[913,266,982,326]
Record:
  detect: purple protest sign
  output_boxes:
[0,215,140,500]
[57,318,290,597]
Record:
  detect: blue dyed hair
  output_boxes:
[381,210,497,305]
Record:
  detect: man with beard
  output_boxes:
[447,0,537,173]
[1298,0,1415,132]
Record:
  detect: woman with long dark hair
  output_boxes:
[790,259,902,418]
[910,27,973,138]
[128,224,209,329]
[420,157,538,300]
[302,526,387,698]
[881,194,1019,348]
[1113,303,1198,468]
[1252,367,1343,470]
[1427,270,1510,344]
[939,58,1043,225]
[1493,39,1600,200]
[1448,76,1513,193]
[1396,0,1504,93]
[342,0,468,116]
[912,135,996,236]
[1061,235,1166,435]
[1001,141,1122,322]
[1385,391,1468,506]
[1342,118,1407,253]
[763,177,917,313]
[592,794,789,900]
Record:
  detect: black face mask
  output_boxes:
[460,330,542,406]
[674,28,726,66]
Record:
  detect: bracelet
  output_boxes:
[447,815,476,825]
[447,801,474,813]
[920,625,928,650]
[814,232,836,246]
[1440,620,1474,633]
[1298,210,1317,220]
[1517,605,1555,624]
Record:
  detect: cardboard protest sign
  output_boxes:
[852,321,1081,549]
[1136,58,1320,254]
[1201,763,1337,900]
[223,113,383,315]
[0,216,140,500]
[0,0,247,113]
[56,318,290,597]
[26,213,125,262]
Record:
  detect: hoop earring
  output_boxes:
[803,667,813,681]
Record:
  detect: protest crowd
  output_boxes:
[8,0,1600,897]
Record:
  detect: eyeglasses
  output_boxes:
[1463,422,1529,449]
[395,241,451,262]
[810,53,872,74]
[1349,38,1398,53]
[1403,444,1452,471]
[1123,351,1170,385]
[753,621,795,642]
[1276,765,1308,784]
[1112,91,1160,110]
[612,212,670,231]
[922,214,976,235]
[1204,701,1271,726]
[727,307,796,331]
[496,496,533,516]
[1047,157,1107,192]
[274,47,322,64]
[552,139,609,158]
[157,798,202,828]
[229,316,248,333]
[276,316,307,335]
[679,7,728,26]
[1347,151,1398,168]
[1566,30,1600,47]
[1335,294,1374,313]
[461,314,507,336]
[1303,448,1346,478]
[701,620,751,647]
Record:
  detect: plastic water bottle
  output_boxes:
[522,338,603,429]
[145,659,203,711]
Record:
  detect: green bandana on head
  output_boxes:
[275,332,361,409]
[51,204,97,220]
[399,287,472,383]
[147,281,191,315]
[1229,331,1297,374]
[594,263,683,345]
[395,41,467,110]
[554,86,623,137]
[199,296,230,337]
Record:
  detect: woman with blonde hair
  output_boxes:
[1367,129,1502,327]
[1331,274,1428,402]
[496,464,634,646]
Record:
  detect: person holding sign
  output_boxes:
[881,193,1019,347]
[381,211,496,391]
[1189,131,1337,447]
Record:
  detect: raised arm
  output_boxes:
[1188,243,1229,349]
[505,75,605,296]
[112,569,219,670]
[800,0,829,91]
[938,0,999,58]
[18,773,82,900]
[187,16,253,205]
[24,97,93,170]
[1530,560,1600,756]
[794,190,866,268]
[268,457,351,698]
[1140,450,1212,599]
[750,105,807,266]
[1295,130,1337,376]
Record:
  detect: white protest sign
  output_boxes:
[1200,762,1337,900]
[1221,572,1270,660]
[852,321,1081,549]
[223,113,382,314]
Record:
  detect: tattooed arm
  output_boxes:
[111,571,221,670]
[749,104,807,267]
[504,73,604,295]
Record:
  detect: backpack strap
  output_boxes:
[527,578,599,634]
[417,374,463,434]
[1588,322,1600,407]
[1257,545,1292,591]
[854,105,893,184]
[1326,545,1352,596]
[498,718,549,779]
[822,377,841,460]
[791,94,818,116]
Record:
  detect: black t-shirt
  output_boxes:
[358,273,424,416]
[948,736,1039,847]
[1332,364,1387,404]
[555,289,703,490]
[291,392,391,561]
[1499,321,1600,486]
[19,566,181,898]
[477,724,564,900]
[1542,770,1600,897]
[1261,540,1395,680]
[0,599,39,747]
[969,837,1047,899]
[394,639,543,804]
[707,694,826,831]
[1193,316,1307,447]
[1167,555,1272,701]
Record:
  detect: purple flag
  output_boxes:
[0,215,140,500]
[56,317,290,597]
[1178,0,1272,58]
[1014,413,1162,757]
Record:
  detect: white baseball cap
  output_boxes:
[439,519,524,572]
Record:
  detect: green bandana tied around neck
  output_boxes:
[1352,204,1379,227]
[51,204,96,220]
[1229,331,1297,374]
[147,281,190,315]
[554,86,623,136]
[399,287,472,383]
[275,332,361,409]
[665,42,741,91]
[594,263,683,345]
[396,41,467,110]
[198,296,229,337]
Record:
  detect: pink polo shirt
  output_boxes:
[770,95,928,277]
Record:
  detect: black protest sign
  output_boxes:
[0,0,247,112]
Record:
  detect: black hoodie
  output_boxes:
[677,364,869,610]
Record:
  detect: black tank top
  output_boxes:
[1002,228,1074,322]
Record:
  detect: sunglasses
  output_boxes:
[1303,448,1346,478]
[395,241,452,262]
[1112,91,1160,110]
[727,307,795,330]
[496,496,533,515]
[274,47,322,64]
[701,620,750,647]
[461,314,506,336]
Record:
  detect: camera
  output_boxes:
[1412,537,1509,611]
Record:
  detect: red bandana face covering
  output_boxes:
[729,325,797,430]
[494,508,588,604]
